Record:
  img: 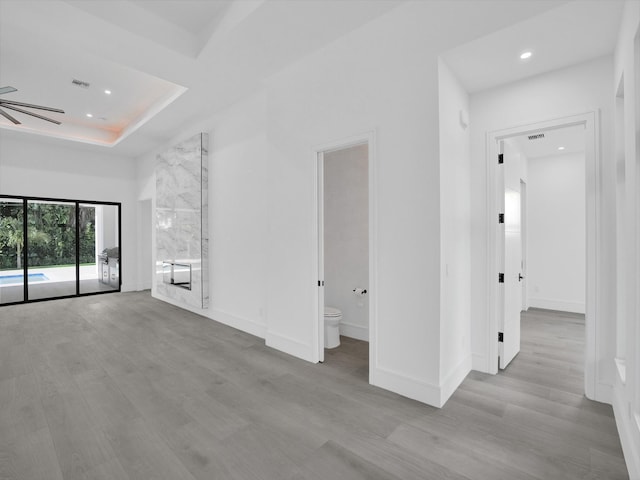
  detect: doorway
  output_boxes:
[486,112,599,399]
[313,132,375,370]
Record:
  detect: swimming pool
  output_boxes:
[0,273,49,285]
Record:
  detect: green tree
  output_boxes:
[0,216,50,269]
[1,202,96,269]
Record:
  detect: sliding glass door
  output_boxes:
[0,195,121,305]
[79,203,120,294]
[27,200,77,300]
[0,198,25,305]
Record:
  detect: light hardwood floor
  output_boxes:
[0,293,629,479]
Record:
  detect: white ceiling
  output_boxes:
[0,0,626,158]
[65,0,234,57]
[511,124,586,160]
[441,1,625,93]
[132,0,232,36]
[0,0,407,156]
[0,19,186,147]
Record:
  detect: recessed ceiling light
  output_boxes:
[104,90,111,95]
[520,51,533,60]
[86,113,93,118]
[558,146,565,150]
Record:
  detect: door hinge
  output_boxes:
[498,273,504,283]
[498,332,504,342]
[498,153,504,164]
[318,280,324,286]
[498,213,505,224]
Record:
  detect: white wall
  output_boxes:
[469,57,616,401]
[137,199,152,290]
[438,58,472,402]
[612,2,640,478]
[262,3,442,391]
[136,90,269,339]
[324,144,369,341]
[134,0,586,408]
[0,131,138,291]
[527,152,586,314]
[133,0,560,408]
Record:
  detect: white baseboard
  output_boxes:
[613,386,640,480]
[210,307,267,339]
[152,291,206,315]
[120,282,136,293]
[472,353,490,373]
[528,297,585,314]
[340,321,368,341]
[440,355,471,405]
[595,381,613,405]
[265,331,313,362]
[372,366,442,407]
[152,292,267,340]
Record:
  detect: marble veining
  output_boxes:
[156,133,209,309]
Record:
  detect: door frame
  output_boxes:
[520,179,528,311]
[485,111,600,400]
[0,194,122,307]
[311,131,377,372]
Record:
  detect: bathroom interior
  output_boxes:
[322,143,370,367]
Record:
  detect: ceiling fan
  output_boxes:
[0,86,65,125]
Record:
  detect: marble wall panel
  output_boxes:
[156,133,209,309]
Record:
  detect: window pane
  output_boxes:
[27,200,77,300]
[0,199,25,304]
[79,204,119,294]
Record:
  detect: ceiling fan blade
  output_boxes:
[0,86,18,95]
[0,99,64,114]
[0,107,21,124]
[2,104,61,125]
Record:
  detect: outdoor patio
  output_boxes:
[0,264,117,304]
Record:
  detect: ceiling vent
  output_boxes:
[71,79,90,89]
[527,133,545,140]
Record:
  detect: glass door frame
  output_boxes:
[0,194,121,306]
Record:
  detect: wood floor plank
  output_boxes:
[0,426,64,480]
[73,368,141,429]
[296,440,401,480]
[159,420,237,480]
[388,422,541,480]
[40,387,118,480]
[102,417,196,480]
[459,376,619,434]
[0,374,49,438]
[407,401,595,480]
[321,431,473,480]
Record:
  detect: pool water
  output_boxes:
[0,273,49,285]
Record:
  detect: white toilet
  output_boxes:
[324,306,343,349]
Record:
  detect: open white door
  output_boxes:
[520,180,528,311]
[499,144,523,369]
[317,152,325,363]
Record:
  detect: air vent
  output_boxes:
[527,133,545,140]
[71,79,90,89]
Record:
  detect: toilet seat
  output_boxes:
[324,306,342,317]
